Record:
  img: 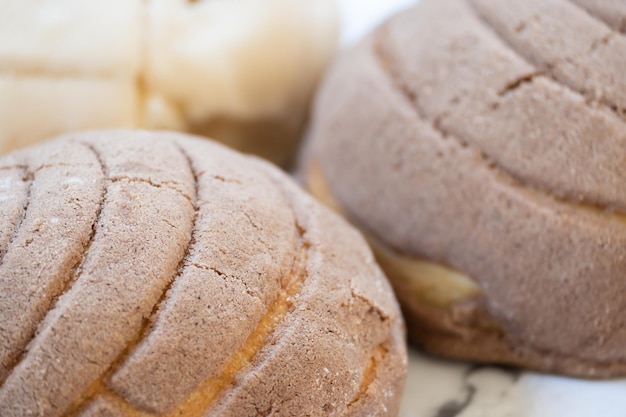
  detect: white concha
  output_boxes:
[0,0,338,164]
[0,76,140,152]
[0,0,142,77]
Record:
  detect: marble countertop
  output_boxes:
[399,349,626,417]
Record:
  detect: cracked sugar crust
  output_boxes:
[0,130,406,417]
[307,0,626,377]
[381,0,626,212]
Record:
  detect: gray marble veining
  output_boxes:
[400,349,626,417]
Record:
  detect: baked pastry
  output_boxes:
[304,0,626,377]
[0,130,406,416]
[0,0,338,166]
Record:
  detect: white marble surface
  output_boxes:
[399,349,626,417]
[339,2,626,416]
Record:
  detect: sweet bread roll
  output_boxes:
[0,130,406,416]
[305,0,626,377]
[0,0,338,166]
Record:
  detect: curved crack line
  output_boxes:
[496,71,543,97]
[350,288,390,323]
[66,222,310,417]
[466,0,626,120]
[347,343,389,409]
[0,166,32,268]
[168,168,313,416]
[0,142,107,389]
[31,162,97,174]
[190,262,264,302]
[0,162,97,175]
[63,268,188,417]
[372,23,626,219]
[0,164,28,172]
[163,237,309,417]
[565,0,626,35]
[110,176,194,205]
[61,141,200,417]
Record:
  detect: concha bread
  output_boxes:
[0,130,406,416]
[0,0,338,165]
[305,0,626,377]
